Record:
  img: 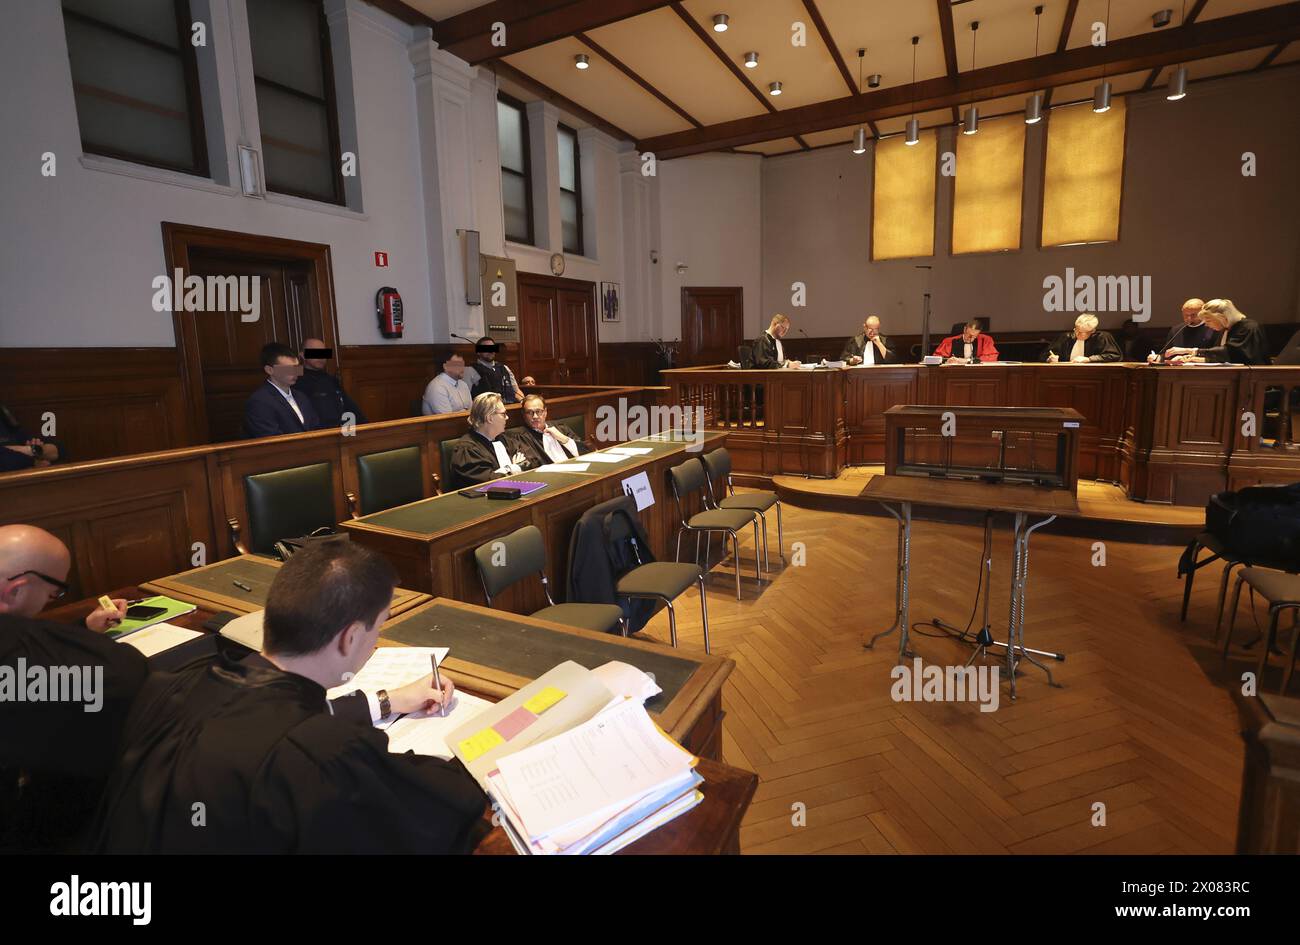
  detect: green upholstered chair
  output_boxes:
[232,462,336,556]
[555,413,585,441]
[701,447,783,573]
[668,458,760,601]
[475,525,625,635]
[438,435,461,493]
[350,446,424,517]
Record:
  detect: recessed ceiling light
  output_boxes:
[574,54,589,70]
[1153,9,1173,28]
[712,13,728,32]
[867,73,881,88]
[768,81,782,96]
[744,51,758,68]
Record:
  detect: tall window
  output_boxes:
[1041,97,1127,247]
[61,0,208,176]
[246,0,344,204]
[558,124,583,255]
[872,130,937,261]
[498,95,533,245]
[951,116,1027,255]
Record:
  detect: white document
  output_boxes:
[591,660,662,703]
[117,622,202,657]
[325,646,450,703]
[383,691,494,759]
[496,699,697,841]
[537,462,590,472]
[583,452,631,464]
[620,471,655,512]
[606,446,653,456]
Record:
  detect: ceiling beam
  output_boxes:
[1056,0,1079,54]
[803,0,858,96]
[436,0,677,65]
[1186,0,1211,26]
[487,59,635,142]
[1256,41,1288,68]
[637,3,1300,159]
[669,1,775,114]
[937,0,959,76]
[575,32,701,128]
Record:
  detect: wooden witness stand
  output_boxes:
[858,406,1083,702]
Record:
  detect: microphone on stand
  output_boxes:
[1157,322,1185,355]
[450,332,478,347]
[915,265,933,361]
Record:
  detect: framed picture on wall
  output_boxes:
[600,282,621,322]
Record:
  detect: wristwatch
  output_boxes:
[377,689,391,718]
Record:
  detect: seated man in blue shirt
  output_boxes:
[242,343,321,439]
[422,351,473,416]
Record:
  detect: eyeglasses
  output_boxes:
[493,410,509,418]
[6,570,69,599]
[523,408,547,416]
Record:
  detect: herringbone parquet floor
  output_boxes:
[636,496,1244,854]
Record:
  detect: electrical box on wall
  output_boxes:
[479,254,518,342]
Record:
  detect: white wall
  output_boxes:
[0,0,441,348]
[655,153,764,342]
[761,65,1300,338]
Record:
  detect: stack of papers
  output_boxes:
[583,452,631,464]
[606,446,653,456]
[487,699,703,855]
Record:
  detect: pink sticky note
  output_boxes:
[492,706,537,741]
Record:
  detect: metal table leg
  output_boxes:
[865,501,912,662]
[1005,513,1062,701]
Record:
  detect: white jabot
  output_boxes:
[769,331,785,365]
[541,430,578,463]
[491,440,512,471]
[963,340,974,361]
[862,338,876,365]
[1070,337,1087,361]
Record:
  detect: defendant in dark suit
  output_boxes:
[242,342,321,438]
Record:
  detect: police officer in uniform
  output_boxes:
[466,337,535,403]
[294,338,367,428]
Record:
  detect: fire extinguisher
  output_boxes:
[376,286,403,339]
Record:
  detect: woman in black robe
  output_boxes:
[1167,299,1270,365]
[447,392,534,490]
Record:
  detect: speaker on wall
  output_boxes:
[462,229,482,306]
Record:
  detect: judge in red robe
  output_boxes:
[934,321,999,363]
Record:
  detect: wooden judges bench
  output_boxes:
[0,385,677,603]
[661,363,1300,506]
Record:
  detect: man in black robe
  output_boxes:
[509,394,591,468]
[1,615,147,852]
[841,315,900,365]
[1042,314,1122,363]
[448,393,535,490]
[88,542,488,854]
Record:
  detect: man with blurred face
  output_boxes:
[242,342,321,438]
[465,337,535,403]
[423,351,473,415]
[294,337,367,427]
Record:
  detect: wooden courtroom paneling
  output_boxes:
[338,344,440,422]
[597,342,663,387]
[0,347,191,461]
[0,386,662,597]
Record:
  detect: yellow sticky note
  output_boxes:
[458,728,505,763]
[523,686,567,715]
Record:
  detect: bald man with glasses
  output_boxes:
[0,525,125,631]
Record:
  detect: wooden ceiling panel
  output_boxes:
[585,7,768,125]
[503,36,693,138]
[405,0,487,17]
[816,0,949,92]
[1200,0,1296,20]
[1274,40,1300,61]
[798,123,862,147]
[678,0,850,107]
[737,136,803,154]
[1065,0,1173,48]
[952,0,1071,69]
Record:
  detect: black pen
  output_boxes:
[232,580,252,592]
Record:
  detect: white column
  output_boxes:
[526,100,560,252]
[410,31,479,341]
[620,146,657,339]
[469,70,505,256]
[577,125,618,261]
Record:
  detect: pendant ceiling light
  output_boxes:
[1168,2,1189,100]
[905,36,920,145]
[1093,0,1112,113]
[1026,5,1044,124]
[852,48,868,154]
[962,21,979,135]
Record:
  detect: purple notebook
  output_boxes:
[474,480,548,496]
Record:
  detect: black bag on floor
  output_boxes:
[1204,483,1300,569]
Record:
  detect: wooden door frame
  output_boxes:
[161,222,343,445]
[514,271,599,385]
[681,286,744,367]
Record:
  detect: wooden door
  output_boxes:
[681,287,743,366]
[186,251,323,443]
[516,274,598,385]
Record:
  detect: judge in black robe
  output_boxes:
[88,542,487,854]
[751,315,796,369]
[1042,315,1122,363]
[1,615,147,852]
[1196,319,1270,365]
[840,316,900,365]
[448,392,535,490]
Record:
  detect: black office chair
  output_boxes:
[738,344,754,369]
[668,459,760,600]
[950,317,991,335]
[349,446,425,517]
[231,462,337,556]
[474,525,625,635]
[700,447,782,573]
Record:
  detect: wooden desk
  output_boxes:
[662,363,1300,506]
[339,433,728,612]
[140,554,430,616]
[857,475,1078,701]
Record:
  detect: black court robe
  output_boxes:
[840,332,900,364]
[448,430,534,490]
[1157,321,1219,356]
[1042,331,1123,363]
[1,615,148,852]
[510,424,590,469]
[750,331,786,369]
[88,653,487,854]
[1198,318,1271,365]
